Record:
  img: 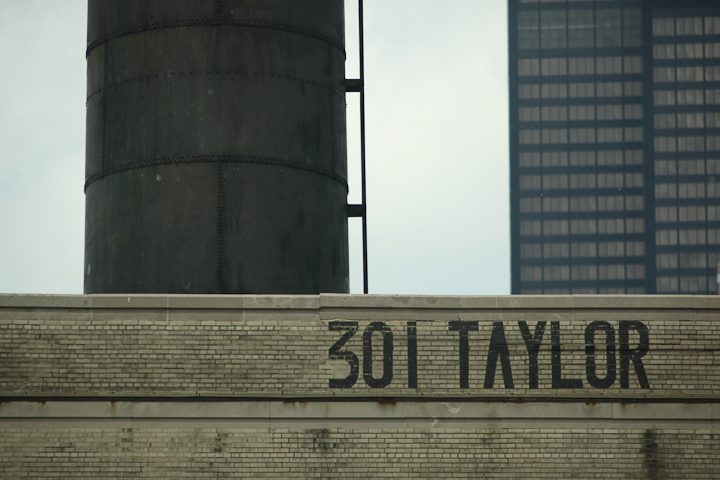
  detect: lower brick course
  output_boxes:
[1,294,719,478]
[1,427,719,479]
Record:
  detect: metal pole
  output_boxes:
[359,0,369,294]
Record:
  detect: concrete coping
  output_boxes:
[1,400,718,422]
[0,294,717,311]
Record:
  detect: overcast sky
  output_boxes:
[0,0,509,296]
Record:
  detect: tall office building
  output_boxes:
[510,0,720,294]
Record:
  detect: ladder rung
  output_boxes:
[347,204,365,217]
[345,79,363,92]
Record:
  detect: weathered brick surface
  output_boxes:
[0,427,718,479]
[0,295,719,397]
[1,295,719,478]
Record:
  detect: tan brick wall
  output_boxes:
[1,427,718,479]
[1,295,719,398]
[2,294,719,478]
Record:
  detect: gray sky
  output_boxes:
[0,0,509,295]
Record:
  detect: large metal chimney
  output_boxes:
[83,0,349,294]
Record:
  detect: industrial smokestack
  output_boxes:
[83,0,349,294]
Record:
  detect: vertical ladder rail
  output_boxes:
[346,0,369,294]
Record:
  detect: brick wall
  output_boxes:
[1,294,719,478]
[2,427,718,479]
[1,294,719,398]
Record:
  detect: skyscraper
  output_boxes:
[510,0,720,294]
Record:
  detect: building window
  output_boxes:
[569,83,595,98]
[597,82,623,97]
[570,174,597,189]
[520,197,542,213]
[569,57,595,75]
[519,129,541,145]
[655,114,677,129]
[599,241,624,257]
[598,219,624,235]
[542,129,569,144]
[654,44,676,60]
[521,266,542,282]
[655,137,677,153]
[542,174,569,190]
[656,206,678,223]
[572,265,598,281]
[677,90,704,106]
[655,160,677,176]
[519,107,541,122]
[519,152,541,167]
[520,221,542,236]
[705,16,720,35]
[541,83,568,98]
[598,173,624,189]
[543,220,569,235]
[570,196,597,212]
[623,56,642,74]
[542,106,568,122]
[626,195,644,210]
[570,151,596,166]
[626,218,644,234]
[657,276,679,293]
[597,57,623,75]
[543,242,570,258]
[541,10,567,49]
[542,151,569,167]
[624,82,642,97]
[519,84,541,99]
[520,174,541,190]
[676,17,703,36]
[598,150,623,166]
[680,276,708,293]
[627,264,645,280]
[678,182,706,199]
[569,9,594,48]
[599,265,625,280]
[678,229,706,245]
[542,197,569,212]
[598,195,624,211]
[676,43,703,59]
[597,105,623,121]
[657,254,678,269]
[569,105,595,121]
[519,59,540,76]
[570,128,597,143]
[624,9,642,47]
[656,230,679,245]
[597,128,624,143]
[597,9,622,48]
[677,136,706,152]
[521,243,542,259]
[541,58,568,76]
[680,253,707,268]
[624,105,643,120]
[655,183,678,199]
[571,242,598,258]
[570,219,597,235]
[544,266,570,281]
[627,242,645,256]
[518,11,540,50]
[653,18,675,36]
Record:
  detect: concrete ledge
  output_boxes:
[1,401,717,423]
[0,294,713,312]
[320,294,459,309]
[0,294,90,308]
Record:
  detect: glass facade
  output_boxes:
[510,0,720,294]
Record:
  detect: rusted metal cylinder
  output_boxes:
[84,0,349,294]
